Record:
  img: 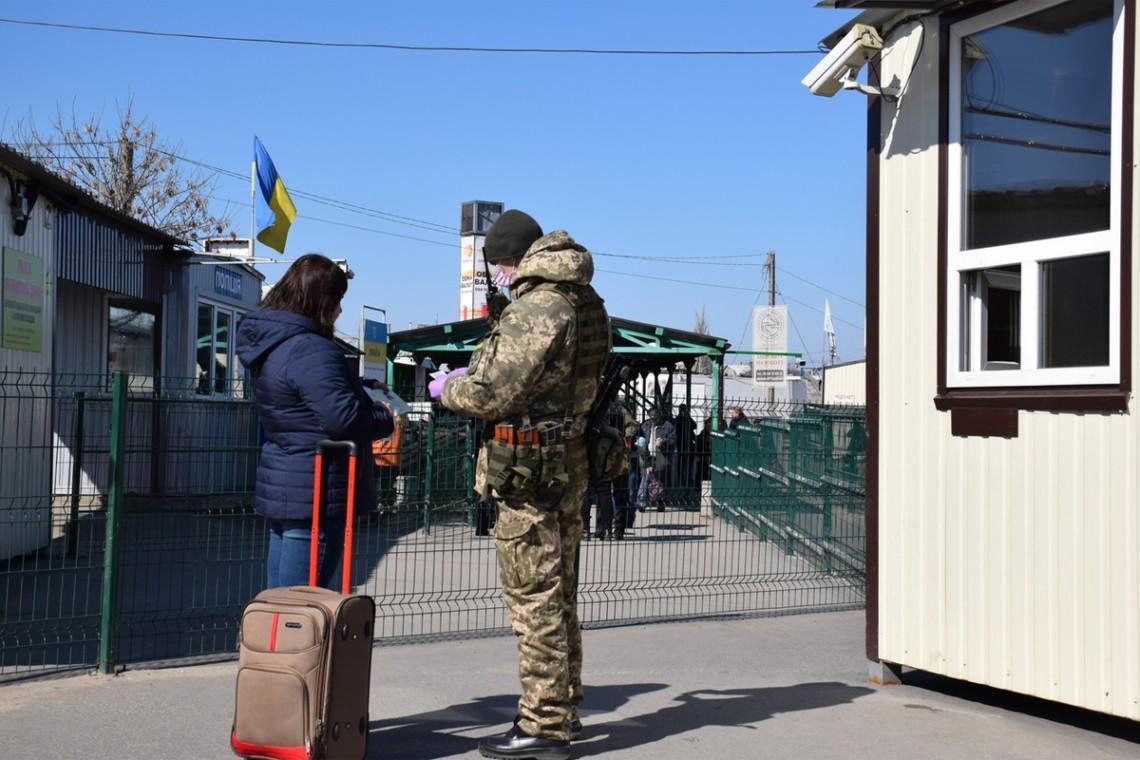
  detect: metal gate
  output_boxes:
[0,371,863,680]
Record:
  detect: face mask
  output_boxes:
[488,263,515,288]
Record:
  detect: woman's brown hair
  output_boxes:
[260,254,347,337]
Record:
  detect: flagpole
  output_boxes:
[249,159,256,259]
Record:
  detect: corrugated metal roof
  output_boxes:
[56,208,168,300]
[0,142,184,248]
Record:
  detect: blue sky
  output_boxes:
[2,1,865,366]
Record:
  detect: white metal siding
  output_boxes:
[875,16,1140,721]
[51,280,109,496]
[823,362,866,405]
[0,185,55,559]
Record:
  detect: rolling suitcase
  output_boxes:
[232,440,375,760]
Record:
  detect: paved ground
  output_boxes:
[0,610,1136,759]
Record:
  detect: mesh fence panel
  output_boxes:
[1,370,865,678]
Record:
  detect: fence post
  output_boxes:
[149,384,162,497]
[822,416,834,574]
[67,391,86,556]
[423,412,435,534]
[710,356,722,433]
[98,371,128,675]
[464,419,475,527]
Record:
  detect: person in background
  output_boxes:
[580,477,615,541]
[727,405,749,430]
[673,404,697,505]
[471,419,495,536]
[697,416,713,483]
[611,397,638,539]
[634,435,652,509]
[236,254,393,589]
[639,407,675,511]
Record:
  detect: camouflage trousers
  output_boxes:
[494,478,587,741]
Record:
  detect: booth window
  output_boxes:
[945,0,1123,389]
[196,302,245,396]
[108,300,158,391]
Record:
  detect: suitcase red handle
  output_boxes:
[311,440,358,594]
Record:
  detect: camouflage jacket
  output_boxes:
[441,230,609,430]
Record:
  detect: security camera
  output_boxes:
[802,24,884,98]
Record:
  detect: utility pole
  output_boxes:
[765,252,776,405]
[766,251,776,309]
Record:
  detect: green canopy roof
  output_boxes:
[388,316,728,372]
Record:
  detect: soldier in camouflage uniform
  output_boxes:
[439,210,610,760]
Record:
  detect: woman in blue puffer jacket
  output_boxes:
[236,254,393,589]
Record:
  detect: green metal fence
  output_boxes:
[709,407,865,582]
[1,369,864,679]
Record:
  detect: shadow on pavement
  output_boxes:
[574,682,873,756]
[368,681,873,759]
[368,683,667,759]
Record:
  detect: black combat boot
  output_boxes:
[478,723,570,760]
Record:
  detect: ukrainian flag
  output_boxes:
[253,136,298,254]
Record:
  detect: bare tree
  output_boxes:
[693,307,712,375]
[14,101,231,241]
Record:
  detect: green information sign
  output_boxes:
[2,247,44,353]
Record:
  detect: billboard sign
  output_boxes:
[752,305,787,385]
[2,247,44,353]
[459,235,489,321]
[361,318,388,385]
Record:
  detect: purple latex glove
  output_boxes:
[428,366,468,400]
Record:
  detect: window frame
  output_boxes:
[106,297,161,386]
[195,298,246,398]
[946,0,1124,389]
[935,0,1133,412]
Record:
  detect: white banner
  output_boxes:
[459,235,488,321]
[752,305,788,385]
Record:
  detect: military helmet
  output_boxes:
[483,209,543,264]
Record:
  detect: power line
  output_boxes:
[29,141,460,235]
[777,289,861,330]
[779,293,817,366]
[776,266,865,308]
[210,195,455,248]
[596,267,762,294]
[738,270,766,351]
[0,18,822,56]
[157,149,459,233]
[26,146,864,307]
[593,251,767,262]
[594,272,862,329]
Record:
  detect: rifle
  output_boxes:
[585,354,631,478]
[483,258,510,323]
[574,354,631,603]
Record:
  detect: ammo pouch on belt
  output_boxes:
[484,430,571,504]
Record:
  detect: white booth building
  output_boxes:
[812,0,1139,721]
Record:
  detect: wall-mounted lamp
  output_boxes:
[6,173,40,237]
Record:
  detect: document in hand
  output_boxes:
[367,385,410,417]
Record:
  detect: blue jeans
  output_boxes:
[266,517,345,590]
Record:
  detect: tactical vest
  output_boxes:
[526,281,611,438]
